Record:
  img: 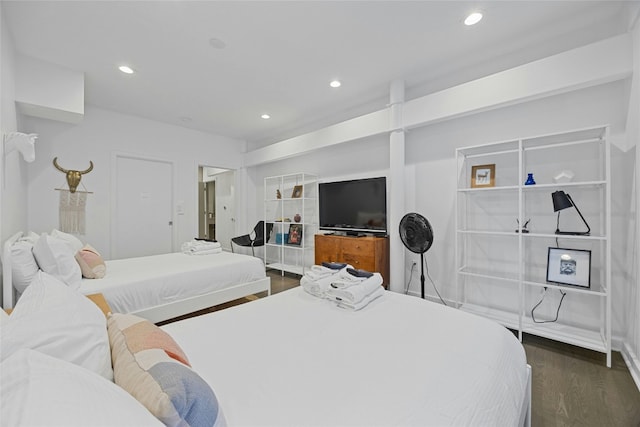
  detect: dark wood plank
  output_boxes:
[524,334,640,427]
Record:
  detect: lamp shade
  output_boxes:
[552,190,573,212]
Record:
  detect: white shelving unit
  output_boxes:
[455,126,611,366]
[264,173,318,276]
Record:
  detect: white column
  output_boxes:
[389,79,405,293]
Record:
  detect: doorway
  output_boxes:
[198,166,235,251]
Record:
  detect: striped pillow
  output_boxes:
[107,313,224,427]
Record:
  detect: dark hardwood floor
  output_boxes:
[162,269,640,426]
[524,334,640,427]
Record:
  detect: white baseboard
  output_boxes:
[621,342,640,392]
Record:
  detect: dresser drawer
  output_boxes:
[314,235,341,264]
[340,239,375,256]
[313,235,389,287]
[341,253,375,271]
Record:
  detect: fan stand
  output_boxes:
[419,253,426,299]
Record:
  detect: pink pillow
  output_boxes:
[75,245,106,279]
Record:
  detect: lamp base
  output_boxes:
[555,230,590,236]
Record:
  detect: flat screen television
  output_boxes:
[318,177,387,235]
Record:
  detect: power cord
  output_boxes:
[405,262,416,295]
[531,287,566,323]
[424,256,448,306]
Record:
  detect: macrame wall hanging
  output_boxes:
[53,157,94,235]
[58,189,88,234]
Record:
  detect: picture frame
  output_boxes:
[287,224,303,245]
[470,164,496,188]
[546,247,591,288]
[291,185,303,198]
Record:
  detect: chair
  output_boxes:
[231,221,273,256]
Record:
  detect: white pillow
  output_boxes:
[51,228,84,253]
[1,271,113,380]
[10,240,39,294]
[1,349,162,427]
[33,233,82,289]
[20,231,40,244]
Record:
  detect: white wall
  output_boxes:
[626,8,640,387]
[0,4,26,250]
[22,106,246,258]
[405,80,630,335]
[16,54,84,123]
[247,79,632,340]
[0,5,33,308]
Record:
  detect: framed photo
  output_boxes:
[291,185,303,198]
[470,164,496,188]
[287,224,303,245]
[546,247,591,288]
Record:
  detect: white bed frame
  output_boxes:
[520,364,532,427]
[2,232,271,323]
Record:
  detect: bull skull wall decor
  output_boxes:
[53,157,94,193]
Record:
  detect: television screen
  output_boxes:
[319,177,387,235]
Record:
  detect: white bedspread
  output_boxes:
[162,287,528,427]
[80,252,266,315]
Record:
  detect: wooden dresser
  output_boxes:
[314,234,390,287]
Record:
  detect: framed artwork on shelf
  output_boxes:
[546,247,591,288]
[291,185,303,198]
[287,224,303,245]
[470,164,496,188]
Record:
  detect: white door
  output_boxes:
[113,155,173,259]
[215,170,235,251]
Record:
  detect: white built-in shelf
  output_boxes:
[263,173,318,277]
[455,125,612,367]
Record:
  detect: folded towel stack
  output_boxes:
[181,239,222,255]
[335,286,384,311]
[325,269,384,311]
[300,263,350,298]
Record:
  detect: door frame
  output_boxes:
[195,164,240,250]
[111,151,176,259]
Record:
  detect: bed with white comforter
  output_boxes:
[79,251,268,319]
[2,231,270,323]
[162,286,531,426]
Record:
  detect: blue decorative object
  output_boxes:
[524,173,536,185]
[275,233,289,244]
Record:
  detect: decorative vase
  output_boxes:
[294,213,301,223]
[524,173,536,185]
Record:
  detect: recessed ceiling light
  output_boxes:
[464,12,483,26]
[118,65,135,74]
[209,38,226,49]
[180,116,192,123]
[261,114,270,119]
[329,80,341,88]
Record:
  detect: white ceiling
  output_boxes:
[2,1,633,149]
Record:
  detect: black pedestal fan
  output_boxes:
[399,213,434,299]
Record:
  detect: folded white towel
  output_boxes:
[300,276,331,298]
[328,269,370,289]
[303,263,352,281]
[325,273,384,305]
[304,269,335,281]
[183,247,222,255]
[181,239,222,253]
[337,286,385,311]
[300,264,353,298]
